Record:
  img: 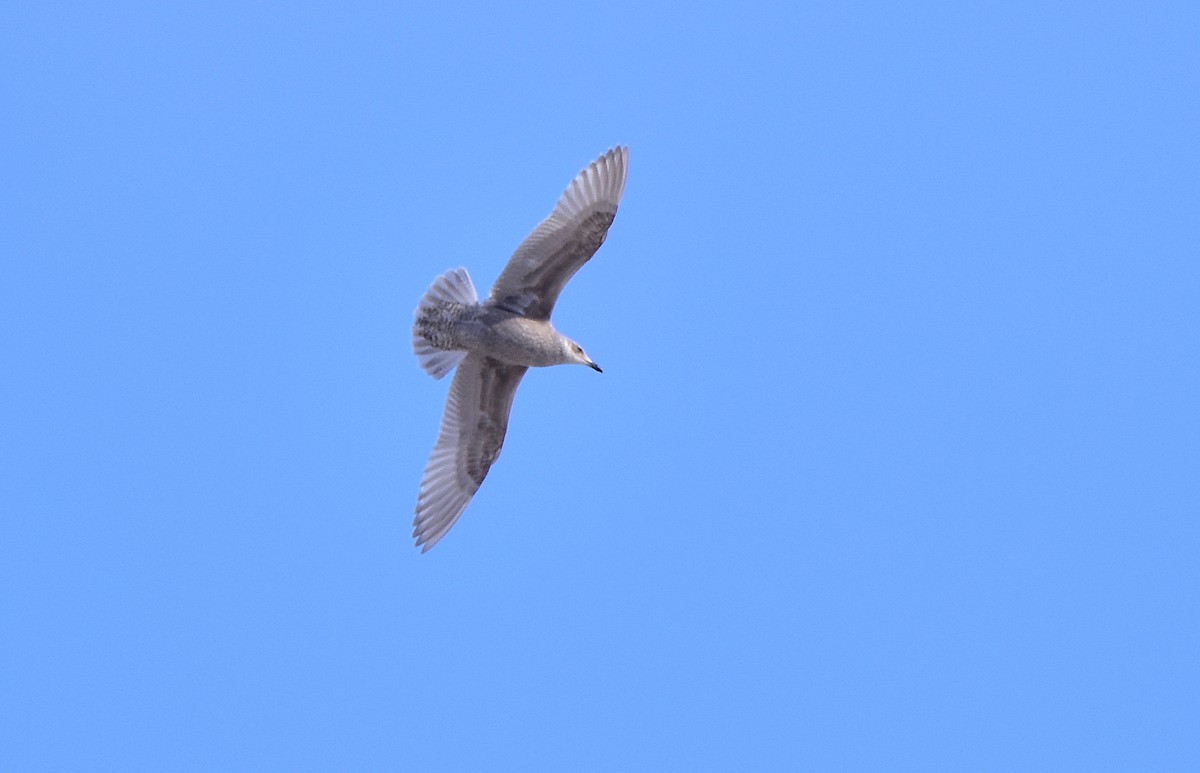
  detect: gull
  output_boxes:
[410,147,629,552]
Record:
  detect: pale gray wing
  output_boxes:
[413,355,528,552]
[488,146,629,320]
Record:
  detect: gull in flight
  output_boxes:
[411,147,630,551]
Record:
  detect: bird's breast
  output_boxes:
[469,312,562,367]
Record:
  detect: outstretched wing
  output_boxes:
[488,146,629,320]
[413,355,528,552]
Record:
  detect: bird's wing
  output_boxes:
[488,146,629,320]
[413,355,528,552]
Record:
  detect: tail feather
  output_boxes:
[412,268,478,379]
[416,267,478,311]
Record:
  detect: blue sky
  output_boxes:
[3,1,1198,770]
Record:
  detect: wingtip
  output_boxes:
[413,529,437,553]
[570,146,630,212]
[603,145,629,201]
[598,145,629,171]
[415,529,450,553]
[607,145,629,175]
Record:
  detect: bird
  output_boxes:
[410,147,629,552]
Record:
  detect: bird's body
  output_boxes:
[410,147,629,551]
[415,304,577,369]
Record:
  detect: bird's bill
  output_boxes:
[588,361,603,373]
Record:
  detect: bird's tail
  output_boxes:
[412,268,478,379]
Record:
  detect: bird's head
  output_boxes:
[564,338,602,372]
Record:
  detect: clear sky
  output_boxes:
[3,2,1198,770]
